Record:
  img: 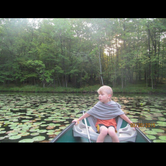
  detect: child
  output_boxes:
[72,85,133,142]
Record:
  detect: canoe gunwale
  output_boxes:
[135,127,152,143]
[50,122,152,143]
[50,122,75,143]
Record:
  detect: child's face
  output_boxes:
[98,91,111,104]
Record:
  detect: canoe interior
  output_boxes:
[51,119,151,143]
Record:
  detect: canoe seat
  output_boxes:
[73,120,137,142]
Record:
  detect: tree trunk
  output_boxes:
[99,46,104,85]
[147,25,151,87]
[43,81,45,88]
[121,68,124,89]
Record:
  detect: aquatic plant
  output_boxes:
[0,93,165,142]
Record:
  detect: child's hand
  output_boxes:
[72,119,79,125]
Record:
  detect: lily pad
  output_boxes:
[156,121,166,126]
[29,128,38,132]
[19,132,30,136]
[151,113,163,117]
[47,130,55,133]
[30,132,39,136]
[147,135,156,140]
[38,130,47,133]
[8,131,19,136]
[0,137,5,140]
[153,139,166,143]
[54,124,61,126]
[159,136,166,141]
[59,126,66,130]
[19,139,34,143]
[158,117,166,121]
[44,119,52,121]
[0,131,6,134]
[40,124,47,127]
[9,135,21,140]
[145,130,157,135]
[130,118,138,123]
[145,117,153,120]
[151,129,165,133]
[33,136,45,142]
[47,132,55,135]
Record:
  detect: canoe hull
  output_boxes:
[50,119,151,143]
[50,122,90,142]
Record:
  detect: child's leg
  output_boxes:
[96,126,108,142]
[108,126,119,142]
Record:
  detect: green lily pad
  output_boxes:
[33,136,45,142]
[151,129,165,133]
[156,121,166,126]
[151,113,163,117]
[159,136,166,141]
[0,137,5,140]
[47,132,55,135]
[38,130,47,133]
[21,120,30,122]
[40,124,47,127]
[30,132,39,136]
[48,123,56,127]
[76,114,82,118]
[147,135,156,140]
[19,132,30,136]
[44,118,52,121]
[158,117,166,121]
[29,128,38,132]
[145,117,153,120]
[47,129,55,133]
[130,118,138,123]
[8,132,19,136]
[54,124,61,126]
[19,139,34,143]
[54,131,60,135]
[9,135,21,140]
[145,130,157,135]
[153,139,166,143]
[0,131,6,134]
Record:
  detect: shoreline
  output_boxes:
[0,84,166,94]
[0,90,166,95]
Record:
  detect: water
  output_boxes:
[0,92,166,142]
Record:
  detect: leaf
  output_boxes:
[0,137,5,140]
[33,136,45,142]
[9,135,21,140]
[30,133,39,136]
[159,136,166,141]
[19,139,34,143]
[38,130,47,133]
[151,129,165,133]
[55,65,64,74]
[145,130,157,135]
[147,135,156,140]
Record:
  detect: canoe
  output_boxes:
[50,118,152,143]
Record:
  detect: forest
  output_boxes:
[0,18,166,90]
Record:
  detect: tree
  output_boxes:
[0,18,166,89]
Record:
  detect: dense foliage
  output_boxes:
[0,18,166,89]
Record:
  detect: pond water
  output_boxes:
[0,92,166,142]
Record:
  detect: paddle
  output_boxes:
[83,110,91,143]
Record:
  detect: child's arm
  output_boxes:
[72,113,90,125]
[119,114,133,125]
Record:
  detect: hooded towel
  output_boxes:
[87,100,124,132]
